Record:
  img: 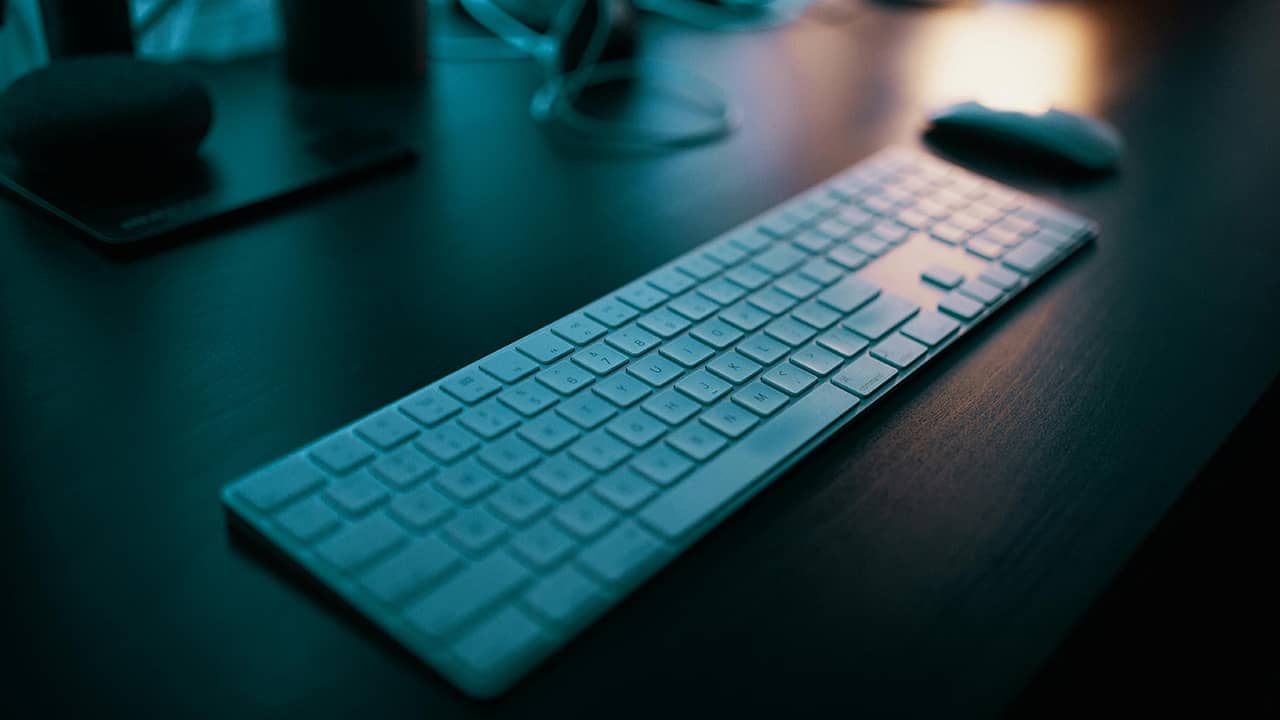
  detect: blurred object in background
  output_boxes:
[278,0,426,86]
[133,0,280,61]
[0,0,47,88]
[40,0,134,57]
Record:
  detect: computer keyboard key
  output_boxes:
[315,513,406,573]
[706,352,762,385]
[517,412,580,453]
[845,294,920,340]
[569,431,633,473]
[922,265,964,290]
[979,264,1022,291]
[816,327,870,358]
[676,369,733,405]
[647,267,698,295]
[389,484,454,531]
[435,460,501,503]
[1003,239,1058,275]
[605,408,667,448]
[790,344,844,376]
[530,454,595,498]
[557,392,618,430]
[480,349,539,384]
[592,469,657,512]
[641,389,702,426]
[578,521,666,586]
[982,225,1024,248]
[236,457,325,513]
[966,237,1006,261]
[720,301,772,332]
[698,277,746,305]
[666,422,728,461]
[401,389,463,427]
[416,423,482,464]
[700,400,760,439]
[705,239,748,266]
[660,335,715,368]
[584,299,639,328]
[747,287,798,316]
[731,381,789,417]
[310,432,375,475]
[667,291,719,322]
[499,379,560,417]
[324,473,390,516]
[486,480,553,526]
[523,566,605,626]
[948,212,988,234]
[677,255,723,281]
[818,275,880,313]
[639,383,859,540]
[751,245,807,275]
[796,228,836,252]
[554,494,619,540]
[537,360,595,396]
[627,352,685,387]
[1029,226,1075,251]
[361,536,462,606]
[629,445,695,486]
[737,332,789,365]
[764,316,817,347]
[690,318,745,349]
[516,330,575,365]
[404,551,531,640]
[774,273,821,300]
[900,311,960,347]
[444,508,509,554]
[616,281,669,311]
[459,400,522,440]
[957,279,1003,305]
[757,215,799,239]
[355,410,420,450]
[573,342,629,376]
[725,264,772,291]
[477,434,543,477]
[832,355,898,398]
[592,371,652,408]
[870,333,929,369]
[827,245,870,270]
[362,445,434,493]
[275,495,341,544]
[441,369,503,405]
[452,607,551,690]
[931,222,967,245]
[551,314,608,345]
[792,300,842,330]
[605,325,662,357]
[799,258,845,286]
[762,364,817,396]
[509,521,576,571]
[939,292,985,321]
[851,235,890,257]
[637,308,692,338]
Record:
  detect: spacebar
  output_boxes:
[638,382,860,540]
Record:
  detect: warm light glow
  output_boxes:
[909,2,1101,114]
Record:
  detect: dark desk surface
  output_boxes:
[4,1,1279,717]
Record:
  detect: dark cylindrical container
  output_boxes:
[40,0,135,58]
[278,0,426,87]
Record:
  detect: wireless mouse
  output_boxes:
[926,101,1123,173]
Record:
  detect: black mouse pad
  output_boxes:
[0,59,418,248]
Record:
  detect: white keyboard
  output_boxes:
[222,147,1097,697]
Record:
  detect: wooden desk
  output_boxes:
[2,1,1277,716]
